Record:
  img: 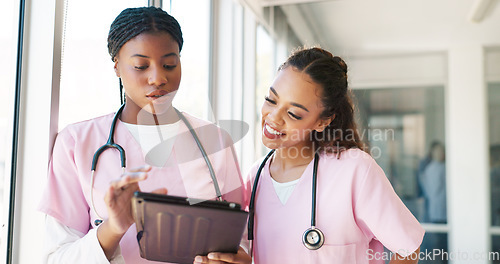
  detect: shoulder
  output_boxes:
[320,148,375,170]
[180,111,234,145]
[61,113,114,132]
[318,148,384,187]
[179,112,212,127]
[246,154,271,181]
[56,113,114,141]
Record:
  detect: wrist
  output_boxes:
[103,219,128,237]
[97,220,126,260]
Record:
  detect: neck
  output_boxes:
[120,102,180,125]
[273,143,316,171]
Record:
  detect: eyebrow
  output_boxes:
[131,53,178,58]
[269,87,310,112]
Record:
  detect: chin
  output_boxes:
[143,102,173,115]
[261,137,280,150]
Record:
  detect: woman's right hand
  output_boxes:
[97,165,167,260]
[103,165,151,235]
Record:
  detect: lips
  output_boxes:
[263,123,285,139]
[146,89,169,99]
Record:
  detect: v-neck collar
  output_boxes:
[115,116,182,167]
[262,154,315,206]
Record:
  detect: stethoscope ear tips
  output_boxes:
[94,219,103,226]
[302,227,325,250]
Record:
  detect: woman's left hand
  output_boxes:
[193,247,251,264]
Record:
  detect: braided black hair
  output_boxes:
[107,6,183,104]
[279,47,367,155]
[108,6,183,61]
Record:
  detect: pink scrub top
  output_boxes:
[39,111,246,263]
[247,149,424,264]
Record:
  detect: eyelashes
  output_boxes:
[264,96,276,104]
[264,96,302,120]
[133,65,177,70]
[288,112,302,120]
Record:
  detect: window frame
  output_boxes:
[487,47,500,239]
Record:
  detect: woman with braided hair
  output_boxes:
[39,7,250,264]
[223,47,424,264]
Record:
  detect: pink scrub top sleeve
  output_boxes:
[38,128,91,234]
[354,159,425,257]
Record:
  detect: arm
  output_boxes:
[97,165,168,259]
[354,157,425,262]
[390,247,420,264]
[43,215,124,264]
[40,130,122,263]
[43,165,155,262]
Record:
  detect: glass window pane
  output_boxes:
[255,25,275,159]
[492,235,500,264]
[59,1,148,129]
[353,86,447,254]
[418,233,448,264]
[170,0,210,119]
[0,0,19,244]
[489,83,500,226]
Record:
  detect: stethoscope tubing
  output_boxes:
[174,108,222,201]
[311,152,319,227]
[248,150,322,249]
[91,104,126,171]
[247,149,275,240]
[90,104,221,225]
[90,103,126,222]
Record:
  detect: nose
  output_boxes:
[148,65,167,87]
[266,107,284,125]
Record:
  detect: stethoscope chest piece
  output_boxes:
[94,219,103,226]
[302,227,325,250]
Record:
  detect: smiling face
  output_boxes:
[114,31,181,120]
[261,67,332,151]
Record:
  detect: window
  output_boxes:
[0,0,20,253]
[254,25,275,159]
[490,83,500,227]
[252,7,303,161]
[489,83,500,262]
[58,1,148,129]
[353,86,448,261]
[170,0,210,119]
[487,47,500,262]
[493,235,500,264]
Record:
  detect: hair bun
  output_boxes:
[332,56,348,74]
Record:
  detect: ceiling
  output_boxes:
[257,0,500,54]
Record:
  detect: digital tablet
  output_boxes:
[132,192,248,264]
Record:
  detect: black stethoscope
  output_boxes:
[248,149,325,250]
[90,103,222,226]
